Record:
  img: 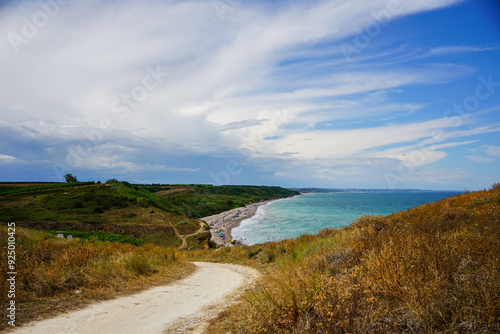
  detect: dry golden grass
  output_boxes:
[0,227,194,330]
[188,187,500,333]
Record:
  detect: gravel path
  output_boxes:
[10,262,259,334]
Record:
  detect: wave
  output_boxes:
[232,204,268,242]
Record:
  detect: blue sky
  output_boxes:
[0,0,499,190]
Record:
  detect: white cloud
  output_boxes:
[428,46,498,56]
[0,154,17,162]
[484,145,500,157]
[2,0,495,189]
[373,140,478,166]
[0,0,465,130]
[251,117,467,160]
[466,155,492,163]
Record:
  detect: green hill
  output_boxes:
[0,180,298,249]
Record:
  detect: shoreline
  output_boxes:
[200,199,274,246]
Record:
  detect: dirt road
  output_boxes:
[11,262,259,334]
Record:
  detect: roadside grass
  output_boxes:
[188,187,500,333]
[0,227,194,330]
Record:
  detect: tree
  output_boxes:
[64,173,78,183]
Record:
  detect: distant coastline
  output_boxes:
[289,188,464,194]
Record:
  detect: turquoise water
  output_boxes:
[232,192,460,245]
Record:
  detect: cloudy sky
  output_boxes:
[1,0,499,190]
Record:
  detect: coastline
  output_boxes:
[200,200,273,246]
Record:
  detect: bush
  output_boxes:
[93,207,104,213]
[247,248,261,259]
[136,197,151,208]
[126,254,155,276]
[50,230,144,246]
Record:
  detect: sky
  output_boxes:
[0,0,499,190]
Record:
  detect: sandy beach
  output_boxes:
[200,200,272,246]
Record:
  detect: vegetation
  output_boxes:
[0,227,193,330]
[3,179,497,332]
[139,184,299,218]
[0,181,296,249]
[49,230,144,246]
[0,180,297,329]
[187,186,500,333]
[0,181,94,196]
[64,173,78,183]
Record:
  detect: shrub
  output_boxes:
[126,254,155,276]
[247,248,261,259]
[136,197,151,208]
[93,206,104,213]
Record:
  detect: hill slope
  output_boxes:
[189,186,500,333]
[0,181,298,249]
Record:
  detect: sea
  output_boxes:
[232,191,461,245]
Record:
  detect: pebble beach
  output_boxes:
[200,201,271,246]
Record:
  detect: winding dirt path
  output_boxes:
[160,213,207,250]
[10,262,259,334]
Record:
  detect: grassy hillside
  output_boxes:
[139,184,300,218]
[0,181,298,249]
[0,180,298,330]
[188,186,500,333]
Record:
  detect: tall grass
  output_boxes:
[191,187,500,333]
[0,227,193,329]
